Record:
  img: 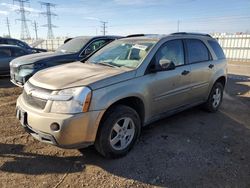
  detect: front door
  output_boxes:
[148,39,192,117]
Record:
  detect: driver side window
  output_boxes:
[155,40,185,67]
[85,39,109,54]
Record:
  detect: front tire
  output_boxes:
[204,82,224,112]
[95,105,141,158]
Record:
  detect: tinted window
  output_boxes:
[208,40,225,60]
[155,40,184,66]
[6,39,29,49]
[11,48,26,57]
[86,39,110,53]
[0,48,11,57]
[0,39,6,44]
[186,39,210,63]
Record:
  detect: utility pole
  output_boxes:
[40,2,57,39]
[100,21,108,36]
[32,21,38,39]
[6,17,11,37]
[177,20,180,32]
[14,0,31,39]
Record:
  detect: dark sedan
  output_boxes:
[0,45,31,75]
[0,37,47,53]
[10,35,121,86]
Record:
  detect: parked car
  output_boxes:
[16,33,227,158]
[0,37,47,53]
[0,45,31,75]
[10,35,120,86]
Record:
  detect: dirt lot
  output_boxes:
[0,63,250,188]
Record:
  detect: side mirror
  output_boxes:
[159,59,175,70]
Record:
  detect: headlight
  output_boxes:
[21,63,45,70]
[50,87,92,114]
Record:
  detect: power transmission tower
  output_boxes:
[32,21,38,39]
[6,17,11,37]
[100,21,108,35]
[40,2,57,39]
[13,0,31,39]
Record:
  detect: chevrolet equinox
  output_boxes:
[16,33,227,158]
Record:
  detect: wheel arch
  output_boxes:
[101,96,145,126]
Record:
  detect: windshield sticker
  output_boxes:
[132,44,148,51]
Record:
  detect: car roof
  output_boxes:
[120,32,214,42]
[0,37,22,42]
[73,35,122,40]
[0,44,26,49]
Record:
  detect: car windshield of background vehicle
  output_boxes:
[88,40,156,69]
[56,37,90,54]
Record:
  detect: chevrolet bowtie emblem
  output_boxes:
[26,88,35,95]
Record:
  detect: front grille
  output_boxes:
[23,91,47,110]
[22,82,52,110]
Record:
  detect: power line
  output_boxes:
[32,21,38,40]
[14,0,31,39]
[40,1,57,39]
[100,21,108,36]
[6,17,11,37]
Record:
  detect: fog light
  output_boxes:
[50,123,60,131]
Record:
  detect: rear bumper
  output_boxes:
[16,95,105,149]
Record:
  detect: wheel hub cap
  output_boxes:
[109,117,135,151]
[212,88,221,108]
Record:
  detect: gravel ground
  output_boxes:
[0,63,249,188]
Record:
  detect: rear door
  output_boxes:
[0,47,12,73]
[148,39,192,117]
[185,39,214,103]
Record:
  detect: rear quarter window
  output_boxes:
[208,40,226,60]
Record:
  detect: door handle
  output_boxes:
[181,70,190,76]
[208,64,214,69]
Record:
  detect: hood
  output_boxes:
[10,52,75,67]
[29,62,135,90]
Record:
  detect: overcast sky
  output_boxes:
[0,0,250,39]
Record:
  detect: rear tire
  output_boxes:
[95,105,141,158]
[204,82,224,112]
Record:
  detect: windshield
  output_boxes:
[56,37,90,53]
[88,39,156,69]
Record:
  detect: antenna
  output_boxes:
[40,2,57,39]
[13,0,31,39]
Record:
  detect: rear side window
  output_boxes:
[186,39,210,64]
[11,48,26,57]
[0,48,11,57]
[208,40,225,60]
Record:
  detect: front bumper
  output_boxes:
[16,95,105,149]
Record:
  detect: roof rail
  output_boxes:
[126,34,145,38]
[170,32,212,38]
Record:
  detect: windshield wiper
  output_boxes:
[98,62,119,68]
